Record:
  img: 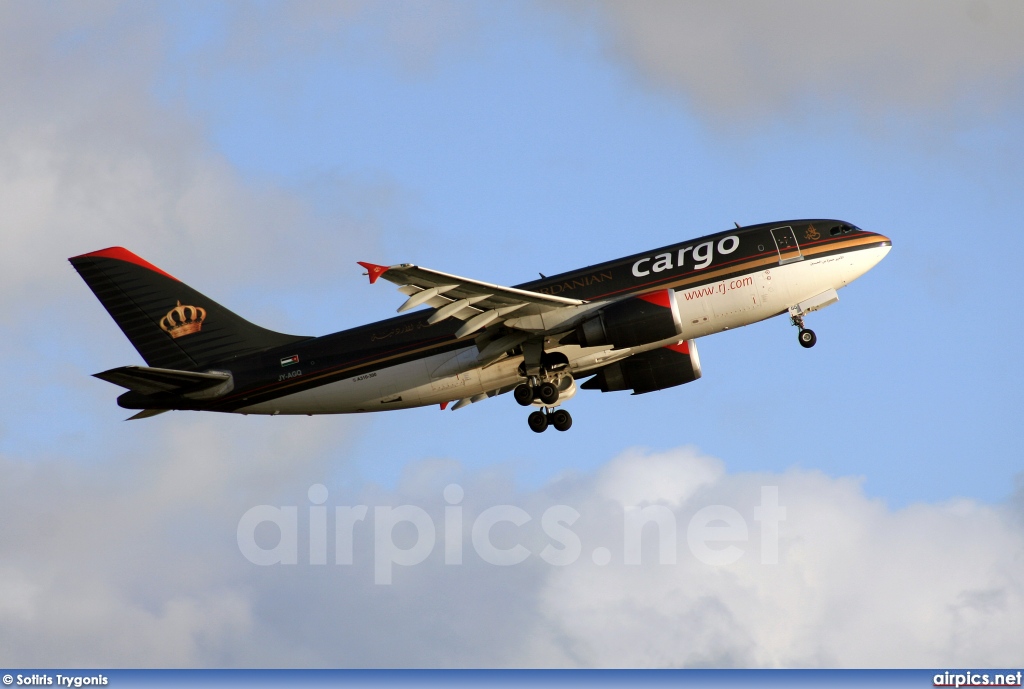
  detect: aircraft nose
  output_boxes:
[867,231,892,268]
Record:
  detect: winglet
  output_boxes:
[357,262,390,284]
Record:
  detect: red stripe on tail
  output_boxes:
[69,247,180,282]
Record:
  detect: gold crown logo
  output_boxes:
[160,300,206,339]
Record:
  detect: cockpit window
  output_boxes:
[831,224,863,236]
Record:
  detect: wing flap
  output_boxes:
[396,285,460,311]
[360,262,586,336]
[366,263,583,310]
[449,384,517,411]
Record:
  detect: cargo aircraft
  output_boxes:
[71,220,890,432]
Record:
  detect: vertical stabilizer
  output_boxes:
[70,247,308,369]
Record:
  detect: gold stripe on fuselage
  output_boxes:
[229,235,885,405]
[616,234,885,301]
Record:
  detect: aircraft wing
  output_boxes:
[358,261,585,338]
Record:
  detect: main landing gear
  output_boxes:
[515,381,559,406]
[527,408,573,433]
[515,379,574,433]
[790,312,817,349]
[516,342,575,432]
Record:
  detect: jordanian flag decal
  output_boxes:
[280,354,300,367]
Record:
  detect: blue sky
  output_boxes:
[146,1,1022,504]
[1,1,1023,668]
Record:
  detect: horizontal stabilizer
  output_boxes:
[126,409,170,421]
[94,365,231,396]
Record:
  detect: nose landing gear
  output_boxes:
[790,311,817,348]
[798,328,817,348]
[787,289,839,349]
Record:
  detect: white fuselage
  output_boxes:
[237,244,890,415]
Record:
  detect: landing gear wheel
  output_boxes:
[798,328,817,348]
[551,409,572,432]
[513,384,534,406]
[527,410,548,433]
[537,381,560,405]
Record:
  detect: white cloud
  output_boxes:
[1,442,1021,667]
[596,445,722,508]
[0,413,357,667]
[0,2,407,330]
[572,0,1024,122]
[528,451,1024,667]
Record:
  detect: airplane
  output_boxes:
[70,220,890,432]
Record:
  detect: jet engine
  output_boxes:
[581,340,702,394]
[565,288,683,349]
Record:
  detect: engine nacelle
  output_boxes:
[568,288,683,349]
[581,340,702,395]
